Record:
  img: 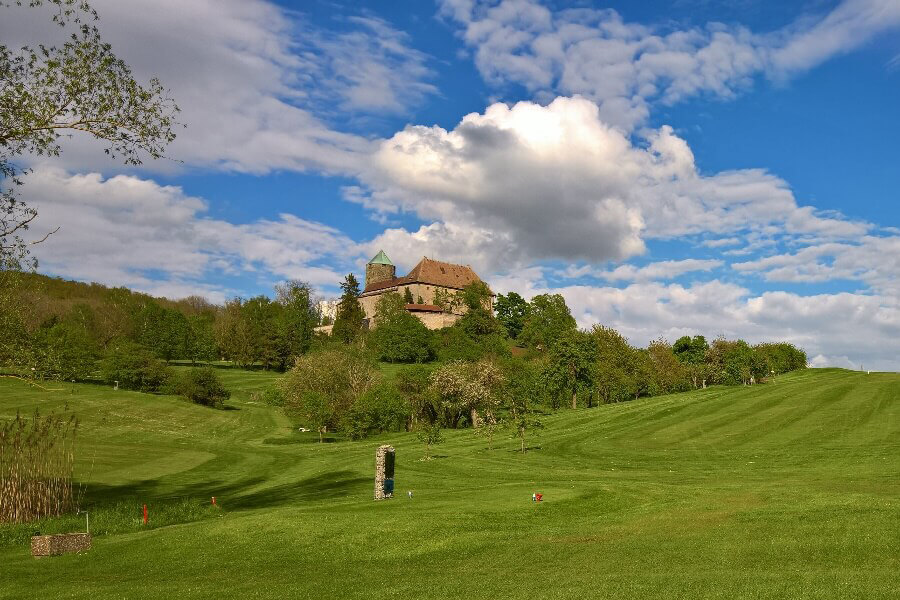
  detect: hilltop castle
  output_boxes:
[359,250,492,330]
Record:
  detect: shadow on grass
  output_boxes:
[76,469,370,514]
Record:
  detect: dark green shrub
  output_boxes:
[175,367,231,408]
[437,326,510,362]
[343,383,410,440]
[100,342,173,392]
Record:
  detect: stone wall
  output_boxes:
[31,533,91,557]
[365,263,395,288]
[374,444,395,500]
[413,311,460,329]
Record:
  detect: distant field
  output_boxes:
[1,368,897,599]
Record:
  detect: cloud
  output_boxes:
[495,274,900,371]
[732,236,900,295]
[0,0,434,175]
[702,237,741,248]
[359,97,866,274]
[303,15,437,115]
[564,258,724,282]
[770,0,900,75]
[25,166,360,299]
[439,0,900,131]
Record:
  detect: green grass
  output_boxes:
[1,368,898,599]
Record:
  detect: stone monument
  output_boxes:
[374,445,395,500]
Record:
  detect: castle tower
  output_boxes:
[365,250,396,288]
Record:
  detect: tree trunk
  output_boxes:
[571,389,577,410]
[318,425,326,443]
[470,408,482,428]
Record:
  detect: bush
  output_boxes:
[174,367,231,408]
[100,342,173,392]
[343,383,411,440]
[280,346,378,440]
[261,385,285,407]
[371,292,436,363]
[437,326,510,362]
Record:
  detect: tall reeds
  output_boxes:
[0,410,78,523]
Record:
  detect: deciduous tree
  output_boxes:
[494,292,529,340]
[275,280,318,368]
[543,329,594,409]
[371,291,435,363]
[280,347,378,441]
[1,0,179,269]
[519,293,576,350]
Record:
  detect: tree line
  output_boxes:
[270,275,806,452]
[0,274,322,388]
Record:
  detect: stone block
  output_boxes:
[31,533,92,557]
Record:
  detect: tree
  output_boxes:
[371,291,435,363]
[590,325,635,404]
[753,342,807,375]
[503,358,543,453]
[395,364,437,429]
[136,302,190,364]
[706,338,755,385]
[543,329,595,409]
[673,335,710,388]
[185,314,217,365]
[99,341,172,392]
[494,292,529,340]
[437,282,508,362]
[626,348,657,400]
[331,274,366,343]
[280,347,378,441]
[433,287,462,313]
[241,295,281,369]
[275,280,317,368]
[1,0,179,270]
[403,287,414,304]
[428,359,505,429]
[174,367,231,408]
[647,338,690,394]
[417,422,443,460]
[343,382,410,440]
[215,298,253,367]
[458,282,505,337]
[30,316,97,380]
[519,294,577,350]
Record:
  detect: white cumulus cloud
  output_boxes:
[25,166,361,299]
[360,97,866,274]
[0,0,435,175]
[439,0,900,131]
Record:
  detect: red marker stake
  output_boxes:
[143,504,148,525]
[211,496,216,506]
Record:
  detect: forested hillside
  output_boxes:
[1,273,807,444]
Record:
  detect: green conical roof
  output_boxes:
[368,250,393,265]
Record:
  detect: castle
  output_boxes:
[359,250,492,330]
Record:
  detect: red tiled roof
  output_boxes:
[362,274,413,294]
[404,303,443,312]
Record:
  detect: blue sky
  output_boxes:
[4,0,900,369]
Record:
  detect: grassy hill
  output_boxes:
[1,368,897,599]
